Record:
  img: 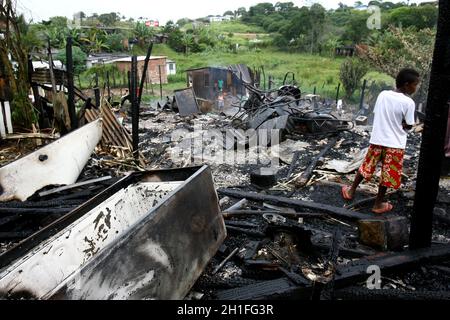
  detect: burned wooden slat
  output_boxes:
[278,267,310,286]
[218,189,371,220]
[312,243,376,259]
[222,210,325,219]
[225,221,260,228]
[295,136,339,187]
[0,215,21,228]
[212,248,240,275]
[334,286,450,300]
[224,198,248,212]
[38,176,113,197]
[226,225,266,238]
[0,207,74,215]
[286,151,301,179]
[334,244,450,288]
[215,278,298,300]
[0,231,35,240]
[0,199,83,209]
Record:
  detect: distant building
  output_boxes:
[86,54,129,69]
[166,60,177,76]
[186,65,251,102]
[354,4,368,11]
[107,56,168,84]
[209,15,233,23]
[145,20,160,27]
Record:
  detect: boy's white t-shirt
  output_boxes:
[369,90,416,150]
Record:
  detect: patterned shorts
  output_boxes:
[359,144,405,190]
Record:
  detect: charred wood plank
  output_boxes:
[334,286,450,300]
[0,207,74,215]
[218,189,370,221]
[0,199,83,209]
[212,248,240,275]
[222,210,325,219]
[225,220,260,228]
[334,244,450,288]
[0,231,34,240]
[295,136,339,187]
[226,225,266,238]
[38,176,113,197]
[0,215,21,228]
[215,278,298,300]
[286,151,301,179]
[312,243,376,259]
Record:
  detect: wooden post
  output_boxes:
[94,73,100,108]
[66,37,78,130]
[138,43,154,106]
[106,70,111,101]
[131,56,139,159]
[336,83,341,104]
[359,79,367,110]
[158,64,163,99]
[410,0,450,249]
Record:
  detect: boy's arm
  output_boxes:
[403,102,416,131]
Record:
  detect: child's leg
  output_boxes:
[373,147,405,213]
[373,185,389,210]
[348,171,364,199]
[342,145,382,200]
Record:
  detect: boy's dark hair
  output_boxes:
[396,68,420,88]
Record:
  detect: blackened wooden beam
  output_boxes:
[410,0,450,249]
[94,73,100,108]
[138,42,153,107]
[296,136,339,187]
[218,189,370,220]
[0,207,75,215]
[334,244,450,288]
[66,36,78,130]
[130,56,139,158]
[0,231,35,240]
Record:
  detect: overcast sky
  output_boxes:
[16,0,428,24]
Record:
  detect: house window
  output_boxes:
[169,63,174,71]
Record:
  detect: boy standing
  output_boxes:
[342,68,420,214]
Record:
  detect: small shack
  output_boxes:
[186,65,251,102]
[108,56,168,84]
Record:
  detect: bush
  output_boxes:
[339,58,368,99]
[56,46,87,75]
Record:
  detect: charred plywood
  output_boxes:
[0,120,102,202]
[0,166,226,300]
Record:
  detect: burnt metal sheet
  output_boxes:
[174,87,200,117]
[0,166,226,300]
[0,120,102,202]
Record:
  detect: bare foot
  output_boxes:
[372,202,393,214]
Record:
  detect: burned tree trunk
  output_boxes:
[410,0,450,249]
[0,0,37,129]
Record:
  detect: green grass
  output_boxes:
[151,44,391,100]
[79,44,392,102]
[183,21,266,34]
